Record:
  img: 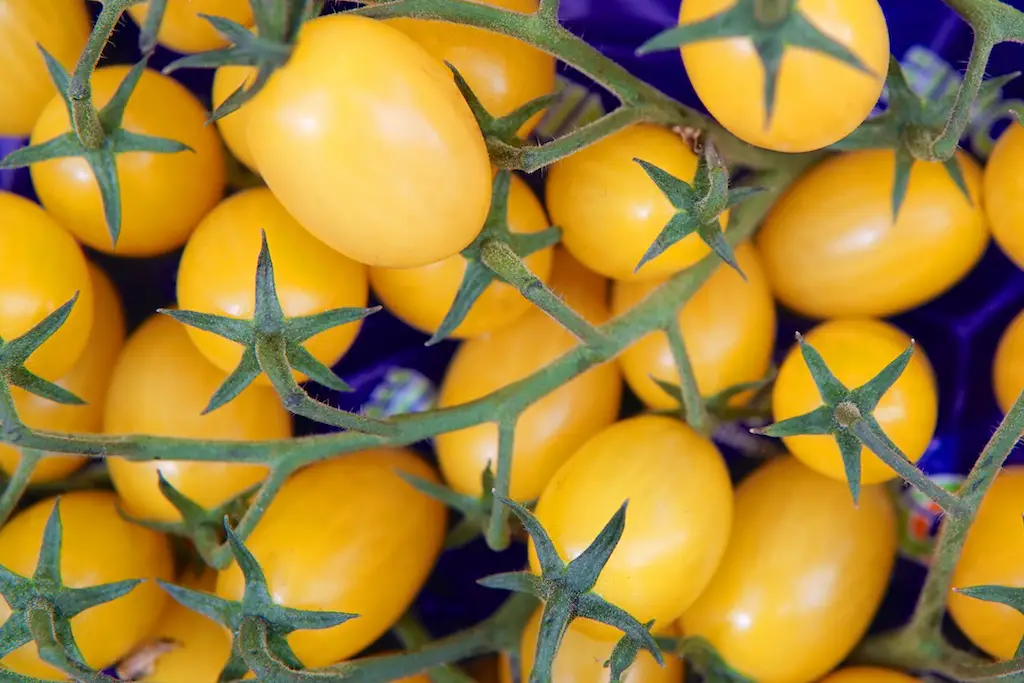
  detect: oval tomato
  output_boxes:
[30,65,226,257]
[0,191,94,379]
[436,248,620,501]
[756,149,988,318]
[104,314,292,523]
[215,448,446,667]
[993,308,1024,414]
[213,64,258,172]
[678,0,888,153]
[371,173,554,340]
[0,491,174,678]
[247,14,491,268]
[530,414,732,639]
[820,668,921,683]
[128,0,253,54]
[948,466,1024,660]
[0,0,90,137]
[681,456,897,683]
[176,187,369,384]
[984,121,1024,270]
[612,242,776,410]
[545,123,726,282]
[772,318,937,485]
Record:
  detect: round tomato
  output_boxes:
[128,0,253,54]
[0,191,94,379]
[104,314,292,523]
[984,121,1024,270]
[436,248,620,501]
[215,448,446,667]
[948,466,1024,660]
[612,242,775,410]
[371,173,553,340]
[213,64,258,172]
[678,0,888,153]
[820,668,920,683]
[177,187,369,384]
[30,65,226,257]
[0,491,173,678]
[993,308,1024,414]
[772,318,937,485]
[545,123,727,282]
[681,456,897,683]
[756,149,989,318]
[0,0,90,137]
[246,14,491,268]
[530,414,732,639]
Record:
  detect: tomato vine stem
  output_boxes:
[666,321,711,437]
[485,417,518,551]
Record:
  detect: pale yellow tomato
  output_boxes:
[993,308,1024,414]
[984,121,1024,269]
[128,0,253,53]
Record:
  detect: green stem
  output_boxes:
[929,33,996,160]
[209,465,292,568]
[485,417,517,551]
[665,321,709,436]
[536,0,559,25]
[394,614,476,683]
[26,601,115,683]
[0,449,43,527]
[138,0,169,54]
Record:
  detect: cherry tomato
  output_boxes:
[530,415,732,639]
[177,187,369,384]
[247,14,491,268]
[30,65,226,257]
[128,0,253,54]
[984,121,1024,270]
[545,124,726,282]
[820,668,921,683]
[0,191,94,380]
[0,491,174,678]
[948,466,1024,660]
[612,242,775,410]
[0,0,90,137]
[756,149,989,318]
[993,308,1024,414]
[681,456,897,683]
[371,173,554,340]
[678,0,888,153]
[213,64,258,172]
[436,248,620,501]
[104,314,292,523]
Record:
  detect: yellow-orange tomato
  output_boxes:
[678,0,888,153]
[949,466,1024,660]
[436,248,620,501]
[756,149,989,318]
[681,456,897,683]
[0,191,94,379]
[247,14,491,268]
[213,64,258,172]
[984,121,1024,270]
[993,308,1024,414]
[177,187,369,384]
[612,242,775,410]
[772,318,937,485]
[820,668,920,683]
[104,314,292,523]
[371,173,553,339]
[30,65,226,257]
[216,449,446,667]
[0,492,173,678]
[531,415,732,639]
[546,124,727,282]
[128,0,253,54]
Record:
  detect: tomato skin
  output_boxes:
[681,456,897,683]
[104,314,292,523]
[993,308,1024,414]
[436,248,620,501]
[0,491,174,678]
[756,149,988,318]
[247,14,492,269]
[371,173,554,339]
[213,65,258,172]
[0,0,90,137]
[128,0,253,54]
[612,242,775,410]
[984,122,1024,269]
[530,415,732,639]
[819,668,920,683]
[948,466,1024,660]
[177,187,369,384]
[30,65,226,257]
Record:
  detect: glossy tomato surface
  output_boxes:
[819,668,920,683]
[681,456,897,683]
[246,14,491,268]
[128,0,253,54]
[213,64,258,172]
[984,121,1024,270]
[30,65,226,257]
[756,149,989,318]
[993,308,1024,414]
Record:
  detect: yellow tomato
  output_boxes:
[104,314,292,523]
[756,149,989,318]
[681,456,897,683]
[177,187,369,384]
[531,415,732,638]
[213,64,258,172]
[0,492,173,678]
[612,242,776,410]
[371,173,553,339]
[993,308,1024,414]
[984,121,1024,269]
[819,668,920,683]
[128,0,253,54]
[30,65,226,257]
[545,124,727,282]
[949,466,1024,660]
[247,14,491,268]
[436,248,620,501]
[678,0,888,153]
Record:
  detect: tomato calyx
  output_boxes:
[652,367,776,430]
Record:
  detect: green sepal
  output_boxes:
[954,584,1024,616]
[138,0,169,53]
[653,367,776,425]
[448,63,559,144]
[0,295,85,407]
[659,635,753,683]
[604,620,656,683]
